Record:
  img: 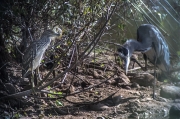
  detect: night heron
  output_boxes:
[22,28,62,90]
[117,24,170,98]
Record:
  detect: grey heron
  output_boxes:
[117,24,170,98]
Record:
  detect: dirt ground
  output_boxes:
[0,51,174,119]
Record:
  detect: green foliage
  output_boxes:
[13,113,22,119]
[100,63,105,67]
[116,56,123,66]
[55,100,63,106]
[47,86,63,98]
[163,79,168,83]
[177,51,180,56]
[0,0,119,62]
[41,60,45,63]
[47,93,54,98]
[91,59,96,63]
[118,23,126,31]
[54,91,63,95]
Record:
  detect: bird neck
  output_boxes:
[40,35,51,42]
[124,39,147,56]
[131,39,148,50]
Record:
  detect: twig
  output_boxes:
[0,62,8,70]
[66,73,115,96]
[128,67,141,72]
[103,41,123,47]
[28,28,33,42]
[15,42,24,56]
[61,45,76,84]
[65,89,119,105]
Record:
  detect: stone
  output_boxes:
[89,103,109,111]
[129,73,156,86]
[169,104,180,117]
[120,72,130,84]
[160,86,180,99]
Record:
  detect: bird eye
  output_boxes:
[117,48,123,53]
[117,47,128,59]
[123,48,128,56]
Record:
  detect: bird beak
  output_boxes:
[118,52,130,75]
[55,28,63,39]
[124,56,130,75]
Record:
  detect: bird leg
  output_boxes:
[33,67,41,89]
[31,70,35,88]
[31,69,36,94]
[152,42,157,99]
[34,69,38,86]
[37,67,42,80]
[153,56,157,99]
[130,56,146,71]
[22,70,31,79]
[22,68,35,94]
[143,54,148,71]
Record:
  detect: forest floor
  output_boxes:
[0,51,174,119]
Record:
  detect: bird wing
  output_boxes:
[137,24,170,72]
[22,37,51,74]
[22,40,38,73]
[151,26,169,57]
[148,25,170,71]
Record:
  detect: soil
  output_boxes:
[0,51,174,119]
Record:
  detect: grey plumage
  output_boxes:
[137,24,170,72]
[22,29,62,88]
[117,24,170,74]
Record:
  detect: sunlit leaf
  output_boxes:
[163,79,168,83]
[56,100,63,106]
[48,93,54,98]
[54,92,63,95]
[100,64,104,67]
[14,113,21,118]
[177,51,180,56]
[56,45,60,48]
[95,91,98,94]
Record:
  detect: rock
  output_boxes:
[129,73,159,87]
[111,95,122,106]
[51,108,68,115]
[174,99,180,103]
[124,85,131,90]
[120,72,130,84]
[169,104,180,117]
[131,82,140,88]
[96,117,105,119]
[88,69,104,79]
[160,86,180,99]
[162,108,169,117]
[105,80,112,84]
[89,103,109,111]
[175,82,180,86]
[93,70,100,79]
[105,95,123,106]
[128,112,139,119]
[113,73,130,85]
[155,97,167,102]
